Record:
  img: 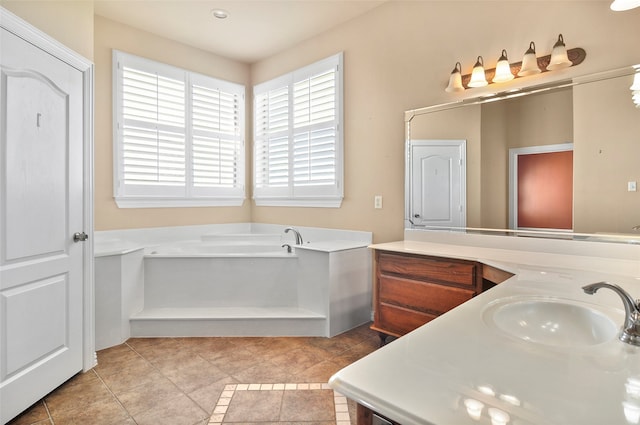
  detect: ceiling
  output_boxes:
[93,0,387,64]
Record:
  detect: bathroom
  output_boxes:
[2,1,640,424]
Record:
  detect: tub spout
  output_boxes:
[281,243,292,253]
[284,227,303,245]
[582,281,640,346]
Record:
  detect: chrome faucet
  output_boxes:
[582,281,640,346]
[284,227,303,245]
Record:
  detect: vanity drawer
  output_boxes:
[377,303,437,337]
[379,275,475,315]
[372,249,483,342]
[377,252,477,287]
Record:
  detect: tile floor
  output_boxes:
[8,323,380,425]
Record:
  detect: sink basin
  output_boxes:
[483,297,619,347]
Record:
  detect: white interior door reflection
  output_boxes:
[409,140,466,228]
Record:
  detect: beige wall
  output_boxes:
[5,1,640,242]
[2,1,94,60]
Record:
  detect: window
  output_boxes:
[113,50,245,207]
[253,53,343,207]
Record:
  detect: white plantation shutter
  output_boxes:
[293,69,336,188]
[113,51,245,207]
[253,53,343,207]
[254,83,290,193]
[190,75,244,197]
[293,127,336,186]
[121,67,186,192]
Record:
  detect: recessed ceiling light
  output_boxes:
[211,9,228,19]
[610,0,640,11]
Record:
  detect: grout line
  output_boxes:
[96,342,189,423]
[91,366,136,423]
[207,382,350,425]
[42,399,54,425]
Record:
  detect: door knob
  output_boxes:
[414,214,421,218]
[73,232,89,243]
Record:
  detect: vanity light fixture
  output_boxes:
[211,8,229,19]
[610,0,640,10]
[547,34,573,70]
[623,401,640,424]
[487,408,510,425]
[498,393,522,407]
[468,56,489,87]
[626,377,640,398]
[446,35,586,92]
[518,42,541,76]
[463,398,484,420]
[477,385,496,396]
[492,50,515,83]
[445,62,465,92]
[631,69,640,108]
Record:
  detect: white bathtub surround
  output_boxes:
[94,224,372,346]
[94,250,144,350]
[329,230,640,425]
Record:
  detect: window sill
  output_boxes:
[253,197,343,208]
[115,197,245,208]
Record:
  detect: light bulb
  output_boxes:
[518,41,541,77]
[493,49,514,83]
[445,62,465,92]
[468,56,488,88]
[547,34,572,71]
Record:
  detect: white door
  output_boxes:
[410,140,466,228]
[0,28,85,423]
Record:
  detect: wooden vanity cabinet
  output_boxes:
[371,250,484,341]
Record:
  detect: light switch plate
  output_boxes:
[629,181,637,192]
[374,195,383,209]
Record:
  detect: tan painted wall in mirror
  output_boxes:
[574,74,640,234]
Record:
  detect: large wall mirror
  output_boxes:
[406,64,640,241]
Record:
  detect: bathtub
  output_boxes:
[94,224,373,344]
[147,237,292,257]
[142,235,300,310]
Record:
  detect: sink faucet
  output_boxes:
[582,281,640,346]
[284,227,303,245]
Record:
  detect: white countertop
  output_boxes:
[329,234,640,425]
